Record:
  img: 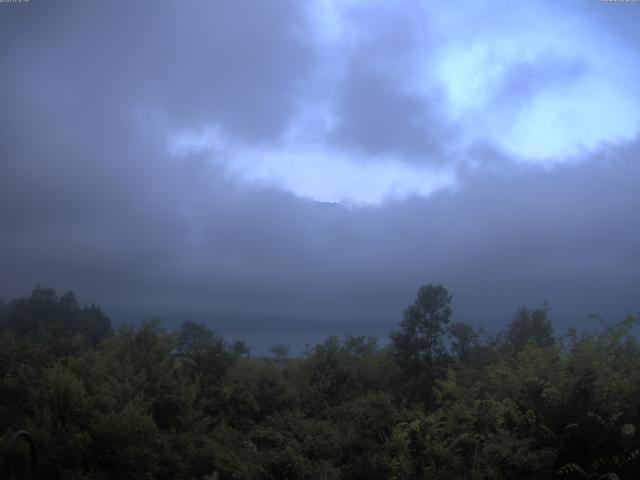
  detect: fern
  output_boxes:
[558,462,587,477]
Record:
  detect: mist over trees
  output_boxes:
[0,285,639,479]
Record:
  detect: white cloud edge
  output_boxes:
[168,127,458,207]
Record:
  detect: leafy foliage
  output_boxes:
[390,284,452,405]
[0,286,639,479]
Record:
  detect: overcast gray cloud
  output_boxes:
[1,0,638,352]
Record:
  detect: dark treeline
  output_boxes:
[0,285,639,479]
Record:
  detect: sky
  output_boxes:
[1,0,639,353]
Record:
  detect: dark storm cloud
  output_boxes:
[496,53,588,109]
[0,0,311,140]
[319,1,455,161]
[1,0,639,352]
[329,58,451,159]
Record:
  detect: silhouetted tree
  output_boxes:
[269,344,290,363]
[176,319,215,356]
[390,284,452,404]
[505,305,555,353]
[448,321,479,360]
[230,340,251,357]
[0,287,111,350]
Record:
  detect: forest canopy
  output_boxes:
[0,285,638,479]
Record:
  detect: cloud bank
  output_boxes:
[0,0,638,351]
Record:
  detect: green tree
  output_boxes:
[390,284,452,404]
[176,319,216,356]
[504,305,555,354]
[448,321,480,361]
[270,344,290,363]
[0,287,111,350]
